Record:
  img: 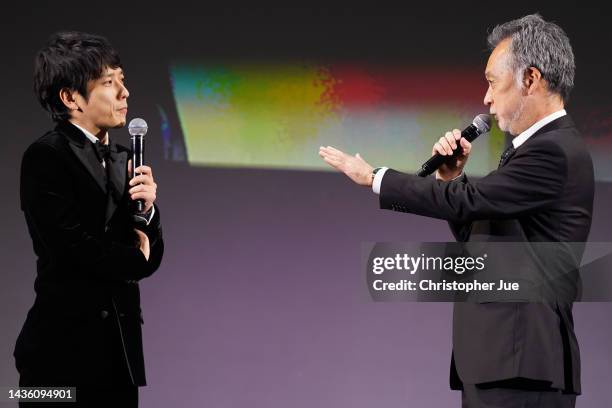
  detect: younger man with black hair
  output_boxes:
[15,31,164,407]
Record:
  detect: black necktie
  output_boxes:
[498,145,516,169]
[93,142,111,164]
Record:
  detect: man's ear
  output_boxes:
[523,66,543,95]
[58,88,83,113]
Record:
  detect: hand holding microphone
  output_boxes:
[127,118,157,216]
[432,129,473,181]
[416,114,491,178]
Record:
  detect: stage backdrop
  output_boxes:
[1,4,611,407]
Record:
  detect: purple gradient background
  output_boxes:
[1,4,611,407]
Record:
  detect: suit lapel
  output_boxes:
[504,114,575,167]
[105,142,127,225]
[531,114,575,138]
[59,122,108,195]
[58,121,128,226]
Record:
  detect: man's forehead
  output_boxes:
[484,59,496,79]
[485,61,499,78]
[485,39,511,77]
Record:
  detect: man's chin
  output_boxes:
[112,119,127,128]
[497,119,516,135]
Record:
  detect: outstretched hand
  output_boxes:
[319,146,374,187]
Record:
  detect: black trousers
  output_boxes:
[461,383,576,408]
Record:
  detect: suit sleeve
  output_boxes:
[135,203,164,279]
[20,141,158,281]
[446,173,473,242]
[379,138,568,224]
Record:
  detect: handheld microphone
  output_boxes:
[416,114,491,177]
[128,118,148,213]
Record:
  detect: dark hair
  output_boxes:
[34,31,122,122]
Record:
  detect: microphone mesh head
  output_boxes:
[128,118,148,136]
[473,114,492,133]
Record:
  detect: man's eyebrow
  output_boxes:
[102,69,124,77]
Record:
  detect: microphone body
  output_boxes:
[415,114,491,177]
[130,134,145,213]
[128,118,148,214]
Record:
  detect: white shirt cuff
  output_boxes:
[134,205,155,226]
[372,167,389,195]
[145,205,155,225]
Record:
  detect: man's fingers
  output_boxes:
[319,151,339,163]
[127,159,132,178]
[320,147,346,163]
[131,192,156,201]
[452,129,462,140]
[355,153,366,162]
[323,156,343,170]
[129,183,157,194]
[319,146,338,157]
[438,136,452,155]
[433,142,447,156]
[325,146,344,154]
[129,174,154,186]
[134,165,152,177]
[326,146,351,160]
[442,134,453,154]
[444,131,457,150]
[319,148,341,163]
[319,147,336,156]
[432,142,446,156]
[325,154,342,165]
[459,137,472,154]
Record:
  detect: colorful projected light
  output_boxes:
[170,63,505,174]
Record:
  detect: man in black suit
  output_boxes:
[320,14,592,407]
[14,32,164,407]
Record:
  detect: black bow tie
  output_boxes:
[93,142,112,163]
[498,145,516,168]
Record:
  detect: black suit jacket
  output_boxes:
[14,121,164,387]
[379,115,593,394]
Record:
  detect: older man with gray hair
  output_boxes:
[320,14,593,408]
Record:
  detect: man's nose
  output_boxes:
[120,84,130,99]
[483,87,492,106]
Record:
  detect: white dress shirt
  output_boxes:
[372,109,567,195]
[511,109,566,149]
[71,122,109,167]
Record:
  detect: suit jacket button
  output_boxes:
[100,310,109,319]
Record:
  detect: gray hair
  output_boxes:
[487,14,575,103]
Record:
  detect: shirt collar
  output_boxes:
[512,109,567,149]
[70,121,109,145]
